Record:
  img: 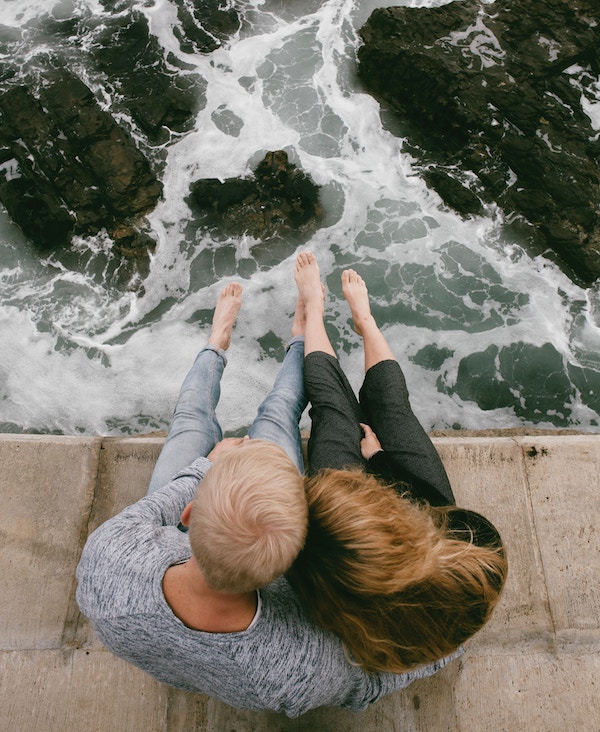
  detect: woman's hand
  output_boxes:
[360,423,382,460]
[207,435,249,462]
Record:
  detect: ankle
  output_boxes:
[353,313,376,329]
[208,330,229,351]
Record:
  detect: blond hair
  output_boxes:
[287,468,507,673]
[189,439,307,593]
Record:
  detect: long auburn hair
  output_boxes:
[286,468,507,673]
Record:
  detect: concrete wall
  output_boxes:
[1,433,598,731]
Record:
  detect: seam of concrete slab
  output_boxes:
[511,435,558,640]
[61,439,103,652]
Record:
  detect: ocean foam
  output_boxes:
[1,0,599,435]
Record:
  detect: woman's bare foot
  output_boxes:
[294,252,324,311]
[208,282,243,351]
[341,269,375,337]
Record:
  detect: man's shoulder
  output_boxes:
[76,518,190,620]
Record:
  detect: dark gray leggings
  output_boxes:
[304,352,455,506]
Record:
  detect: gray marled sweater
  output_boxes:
[76,457,462,718]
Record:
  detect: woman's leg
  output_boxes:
[247,297,308,472]
[360,360,454,503]
[304,352,364,474]
[342,270,454,503]
[294,251,335,358]
[341,268,395,371]
[147,283,243,494]
[294,252,364,474]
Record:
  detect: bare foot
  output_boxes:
[341,269,375,337]
[208,282,243,350]
[294,252,324,310]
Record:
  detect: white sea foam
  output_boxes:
[1,0,599,435]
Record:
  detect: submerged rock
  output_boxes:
[439,340,600,427]
[189,150,323,242]
[358,0,600,285]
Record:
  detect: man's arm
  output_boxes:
[142,456,214,525]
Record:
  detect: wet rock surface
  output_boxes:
[169,0,241,55]
[358,0,600,285]
[90,8,207,141]
[0,1,235,283]
[189,150,323,245]
[98,0,241,56]
[0,72,162,260]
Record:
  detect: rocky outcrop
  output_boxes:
[358,0,600,285]
[0,0,239,281]
[89,9,207,141]
[169,0,241,55]
[98,0,240,56]
[0,72,162,258]
[189,150,323,242]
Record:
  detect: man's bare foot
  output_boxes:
[208,282,243,350]
[341,269,375,337]
[294,252,324,310]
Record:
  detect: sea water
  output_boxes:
[1,0,600,436]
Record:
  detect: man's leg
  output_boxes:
[147,283,243,493]
[247,296,308,473]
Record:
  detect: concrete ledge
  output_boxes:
[1,432,599,731]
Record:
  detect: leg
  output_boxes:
[304,352,364,475]
[294,252,364,475]
[248,294,308,472]
[359,360,454,504]
[147,283,243,493]
[248,336,307,473]
[294,252,335,358]
[342,270,454,503]
[341,268,395,371]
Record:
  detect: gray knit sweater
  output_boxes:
[76,457,462,718]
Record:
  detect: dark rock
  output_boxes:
[0,155,74,250]
[110,224,157,281]
[171,0,241,55]
[0,25,22,85]
[0,0,244,283]
[189,150,323,242]
[193,179,257,214]
[41,72,163,217]
[358,0,600,285]
[97,0,240,55]
[0,71,162,270]
[90,10,205,140]
[422,169,483,217]
[13,6,208,143]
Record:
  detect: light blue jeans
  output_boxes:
[147,336,306,493]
